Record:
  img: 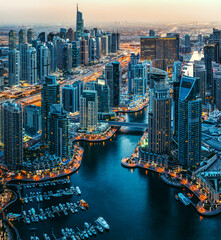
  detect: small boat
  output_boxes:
[95,224,103,233]
[96,217,110,230]
[83,231,89,239]
[76,186,81,195]
[90,226,96,235]
[87,230,92,236]
[43,233,51,240]
[61,229,66,236]
[84,222,90,229]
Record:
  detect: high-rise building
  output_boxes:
[23,105,41,136]
[27,29,34,44]
[94,82,110,113]
[20,43,31,81]
[111,33,118,53]
[80,39,88,65]
[212,61,221,108]
[19,29,26,46]
[38,45,51,81]
[149,30,155,37]
[105,61,121,107]
[128,52,140,94]
[72,41,80,68]
[101,35,109,55]
[185,34,191,47]
[41,75,60,142]
[48,104,69,158]
[60,28,67,39]
[140,36,179,71]
[8,49,20,86]
[62,84,79,113]
[178,76,202,168]
[193,61,206,105]
[62,43,72,72]
[148,82,171,154]
[27,47,37,85]
[38,32,46,43]
[96,37,101,59]
[47,42,57,73]
[172,61,182,141]
[3,102,23,170]
[80,90,98,132]
[67,28,75,42]
[133,61,148,95]
[204,45,215,87]
[89,38,96,64]
[76,4,84,41]
[9,30,16,50]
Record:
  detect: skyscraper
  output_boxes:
[101,35,109,55]
[128,52,140,94]
[67,28,75,42]
[172,61,182,141]
[23,105,41,136]
[8,49,20,86]
[80,90,98,132]
[20,43,31,81]
[76,4,84,41]
[27,47,37,85]
[80,39,88,66]
[27,29,34,44]
[38,45,51,81]
[9,30,16,50]
[47,42,57,73]
[72,41,80,68]
[96,37,101,59]
[133,61,148,95]
[62,84,79,113]
[148,82,171,154]
[184,34,191,48]
[3,102,23,170]
[178,76,202,168]
[89,38,96,64]
[204,45,215,87]
[94,82,110,113]
[140,36,179,71]
[19,29,26,46]
[62,43,72,72]
[41,75,60,142]
[149,30,155,37]
[48,104,69,158]
[105,61,121,107]
[193,61,206,105]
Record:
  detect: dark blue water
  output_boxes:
[7,108,221,240]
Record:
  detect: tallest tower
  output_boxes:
[76,3,84,41]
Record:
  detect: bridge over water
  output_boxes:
[99,120,148,129]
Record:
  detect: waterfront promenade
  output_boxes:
[121,132,221,217]
[3,146,84,183]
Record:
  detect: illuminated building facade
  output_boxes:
[80,90,98,132]
[8,49,20,86]
[41,75,60,142]
[140,36,179,71]
[3,102,23,171]
[178,76,202,168]
[148,82,171,154]
[105,61,121,107]
[48,104,69,158]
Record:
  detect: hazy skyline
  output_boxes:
[0,0,221,25]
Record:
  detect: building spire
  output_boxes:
[77,2,78,12]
